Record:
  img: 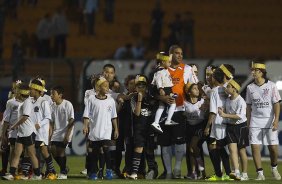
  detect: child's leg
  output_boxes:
[26,144,40,176]
[218,146,231,175]
[239,147,248,173]
[40,145,56,174]
[166,103,176,122]
[131,147,143,174]
[9,143,24,175]
[154,103,165,123]
[191,136,204,171]
[89,142,100,174]
[228,143,239,173]
[208,143,222,177]
[1,146,10,173]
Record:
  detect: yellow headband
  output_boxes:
[229,79,241,91]
[19,89,30,96]
[156,53,170,62]
[252,62,266,69]
[95,77,107,89]
[29,83,46,92]
[219,65,233,79]
[135,75,147,84]
[206,66,214,74]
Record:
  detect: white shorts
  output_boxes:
[210,124,226,140]
[249,127,279,145]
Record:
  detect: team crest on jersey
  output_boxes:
[34,106,39,112]
[12,106,18,111]
[107,106,112,112]
[263,88,269,97]
[141,108,151,116]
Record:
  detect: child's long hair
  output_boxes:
[184,83,202,103]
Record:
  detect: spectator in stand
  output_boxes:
[132,39,145,60]
[180,12,195,58]
[114,43,134,60]
[104,0,114,23]
[84,0,99,36]
[165,14,182,51]
[36,13,53,58]
[149,0,164,50]
[52,7,69,58]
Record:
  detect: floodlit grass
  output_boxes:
[1,156,281,183]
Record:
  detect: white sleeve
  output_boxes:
[155,71,164,89]
[51,105,55,122]
[272,84,281,104]
[209,90,217,114]
[235,98,247,120]
[84,90,90,105]
[3,101,12,122]
[67,101,75,120]
[111,99,117,119]
[245,86,252,105]
[39,101,51,126]
[83,100,90,118]
[184,65,198,84]
[22,99,32,117]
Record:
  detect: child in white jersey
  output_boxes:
[83,76,118,180]
[246,61,281,180]
[2,83,41,180]
[151,52,177,134]
[50,86,75,179]
[184,83,207,179]
[218,79,249,180]
[29,78,57,179]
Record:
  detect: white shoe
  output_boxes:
[255,173,265,180]
[127,173,138,180]
[57,173,68,180]
[165,120,178,126]
[80,169,87,175]
[240,173,249,181]
[31,175,42,180]
[272,168,281,180]
[21,175,30,180]
[151,122,163,133]
[2,174,14,180]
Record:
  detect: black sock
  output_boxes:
[219,148,231,175]
[33,168,40,176]
[99,152,105,171]
[115,150,122,173]
[22,157,32,176]
[10,167,16,175]
[103,148,112,170]
[271,164,278,168]
[54,156,60,166]
[146,153,156,171]
[132,152,142,174]
[125,141,133,173]
[110,150,116,171]
[86,152,93,174]
[186,147,192,175]
[90,149,99,174]
[257,168,263,172]
[160,147,167,174]
[45,155,55,174]
[61,156,67,173]
[209,149,222,177]
[2,148,10,171]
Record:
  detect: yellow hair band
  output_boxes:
[156,53,170,62]
[19,89,30,96]
[219,65,233,79]
[135,75,147,84]
[95,77,107,89]
[29,83,46,92]
[252,62,266,69]
[229,79,241,91]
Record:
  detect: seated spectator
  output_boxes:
[114,43,134,60]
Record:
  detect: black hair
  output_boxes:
[124,75,136,87]
[169,45,181,55]
[31,79,43,87]
[103,64,115,72]
[19,83,29,98]
[213,68,225,84]
[184,83,201,103]
[51,85,64,95]
[252,58,267,79]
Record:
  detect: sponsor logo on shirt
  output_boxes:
[107,106,112,112]
[34,106,39,112]
[252,98,269,108]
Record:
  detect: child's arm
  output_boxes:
[112,118,119,139]
[64,118,75,144]
[246,105,252,128]
[272,102,280,131]
[83,118,89,135]
[10,116,29,130]
[159,88,165,96]
[204,112,216,136]
[218,107,241,120]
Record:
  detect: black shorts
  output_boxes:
[133,122,147,147]
[90,140,111,148]
[150,86,173,97]
[157,111,186,146]
[51,141,70,148]
[186,122,206,142]
[116,132,125,151]
[16,133,36,147]
[9,138,16,146]
[226,122,249,149]
[206,137,227,147]
[35,141,47,148]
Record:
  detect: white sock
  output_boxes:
[242,172,248,177]
[162,146,172,174]
[174,144,185,171]
[258,170,264,175]
[154,105,165,123]
[166,103,176,121]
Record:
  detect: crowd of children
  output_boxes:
[0,45,281,181]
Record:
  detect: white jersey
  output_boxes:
[246,80,281,128]
[151,68,173,88]
[29,96,52,145]
[210,86,228,125]
[225,95,247,124]
[84,89,119,105]
[42,94,53,106]
[202,85,212,98]
[83,95,117,141]
[17,97,36,137]
[3,98,22,138]
[184,99,205,125]
[51,100,75,142]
